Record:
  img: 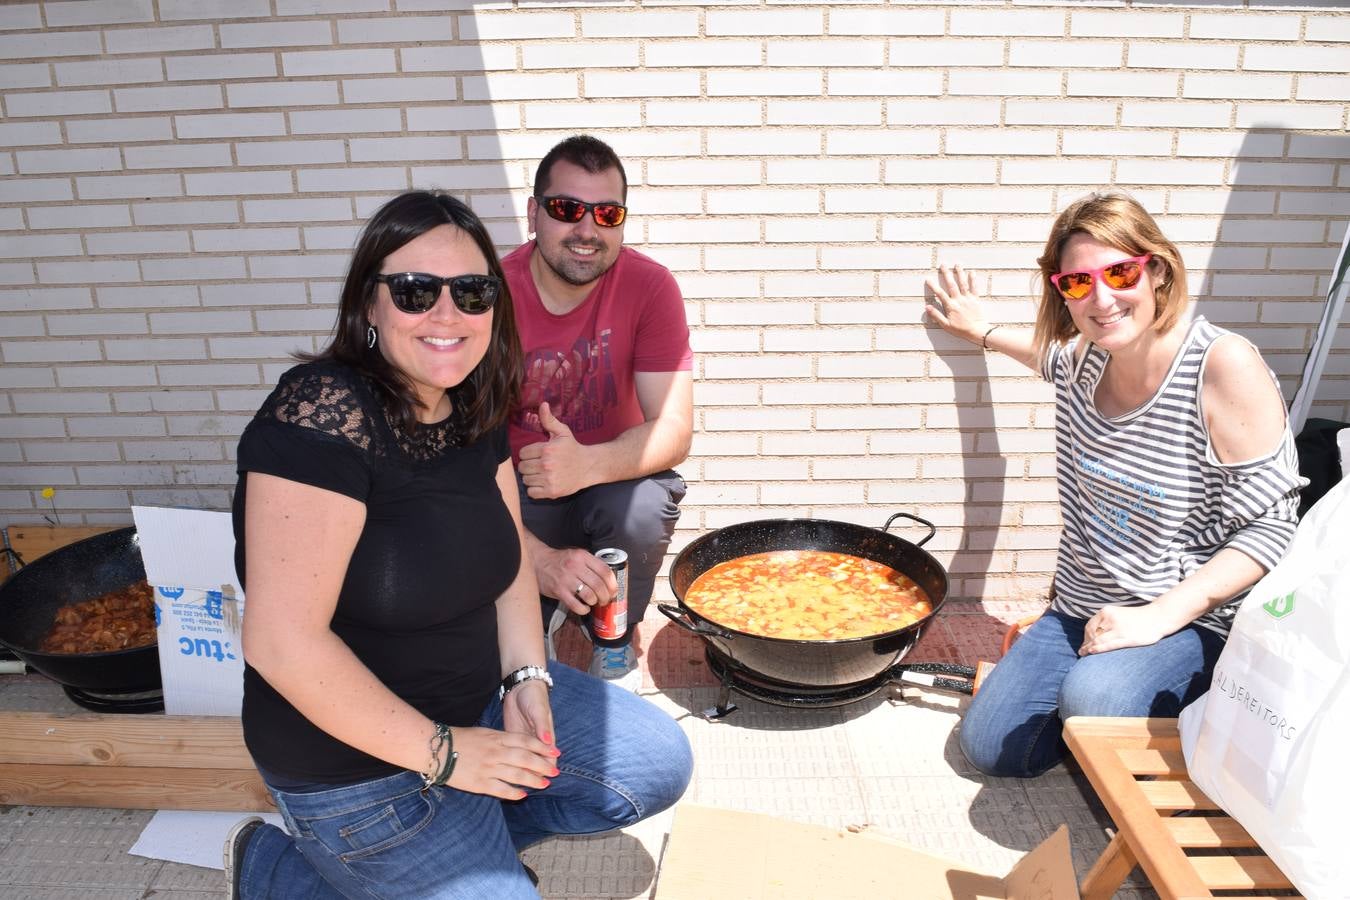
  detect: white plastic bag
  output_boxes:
[1179,476,1350,899]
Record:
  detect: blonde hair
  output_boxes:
[1032,193,1188,363]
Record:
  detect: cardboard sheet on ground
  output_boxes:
[658,804,1078,900]
[129,810,283,871]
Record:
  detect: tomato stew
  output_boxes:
[683,549,932,641]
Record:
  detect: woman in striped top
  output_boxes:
[925,193,1304,778]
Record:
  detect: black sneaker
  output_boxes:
[223,816,264,900]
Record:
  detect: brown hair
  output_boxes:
[533,134,628,202]
[1032,192,1188,362]
[307,191,521,443]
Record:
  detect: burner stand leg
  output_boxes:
[701,675,738,720]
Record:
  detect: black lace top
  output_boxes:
[232,361,519,784]
[259,362,468,460]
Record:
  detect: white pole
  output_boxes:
[1288,224,1350,435]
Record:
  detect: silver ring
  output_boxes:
[573,583,584,599]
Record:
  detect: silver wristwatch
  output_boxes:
[498,664,553,700]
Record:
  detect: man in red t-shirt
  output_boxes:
[503,135,694,687]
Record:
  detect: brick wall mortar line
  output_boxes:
[1,3,1346,602]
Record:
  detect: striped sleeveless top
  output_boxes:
[1042,316,1304,637]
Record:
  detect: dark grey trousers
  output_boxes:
[517,469,686,648]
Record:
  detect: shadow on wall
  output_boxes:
[922,294,1011,610]
[407,7,522,253]
[1200,125,1350,420]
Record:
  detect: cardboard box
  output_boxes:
[657,805,1079,900]
[131,506,244,717]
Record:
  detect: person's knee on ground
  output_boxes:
[958,695,1066,779]
[957,611,1084,778]
[601,696,693,828]
[958,667,1065,779]
[643,712,694,814]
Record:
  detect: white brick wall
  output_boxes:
[3,2,1348,604]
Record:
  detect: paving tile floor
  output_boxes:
[0,596,1159,899]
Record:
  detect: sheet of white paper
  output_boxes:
[129,809,284,870]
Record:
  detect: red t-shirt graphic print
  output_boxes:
[503,243,692,465]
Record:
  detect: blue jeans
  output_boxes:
[519,470,686,648]
[238,662,693,899]
[958,610,1225,778]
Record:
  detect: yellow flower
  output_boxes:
[41,487,55,500]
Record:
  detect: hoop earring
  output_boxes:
[366,324,378,349]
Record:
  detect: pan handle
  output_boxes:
[657,603,734,639]
[891,662,978,696]
[882,512,936,547]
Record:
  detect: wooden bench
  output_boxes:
[1063,716,1301,900]
[0,711,273,811]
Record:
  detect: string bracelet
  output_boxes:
[432,731,458,787]
[982,324,1003,351]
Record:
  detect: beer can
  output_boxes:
[591,548,629,640]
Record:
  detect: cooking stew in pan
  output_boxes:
[38,578,156,654]
[683,549,932,641]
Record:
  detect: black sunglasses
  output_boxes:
[538,195,627,228]
[374,272,500,315]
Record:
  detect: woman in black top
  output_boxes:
[224,192,693,899]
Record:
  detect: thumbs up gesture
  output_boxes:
[536,401,571,442]
[519,402,591,499]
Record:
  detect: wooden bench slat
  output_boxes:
[0,712,255,768]
[1138,779,1220,812]
[1164,816,1258,849]
[1191,855,1299,892]
[1061,715,1184,750]
[1117,747,1188,778]
[0,764,272,811]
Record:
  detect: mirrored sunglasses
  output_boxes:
[539,195,627,228]
[1051,254,1152,301]
[374,272,500,315]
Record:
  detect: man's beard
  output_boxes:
[541,240,611,287]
